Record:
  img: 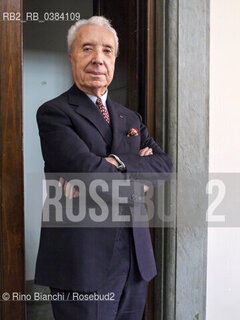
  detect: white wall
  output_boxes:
[23,51,73,281]
[207,0,240,318]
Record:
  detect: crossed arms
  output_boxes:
[37,103,172,199]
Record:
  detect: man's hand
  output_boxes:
[139,147,153,156]
[58,177,79,199]
[59,149,153,198]
[59,157,119,199]
[105,157,119,167]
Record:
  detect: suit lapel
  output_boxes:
[107,97,128,153]
[68,84,112,145]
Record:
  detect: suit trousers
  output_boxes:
[50,227,149,320]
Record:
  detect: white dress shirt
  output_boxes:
[86,90,108,110]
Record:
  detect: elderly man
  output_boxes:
[35,16,172,320]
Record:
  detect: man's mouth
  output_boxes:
[87,71,105,76]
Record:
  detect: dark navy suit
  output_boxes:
[35,84,172,319]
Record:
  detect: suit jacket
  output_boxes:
[34,84,172,291]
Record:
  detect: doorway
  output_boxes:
[0,0,156,319]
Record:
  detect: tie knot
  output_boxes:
[96,98,103,106]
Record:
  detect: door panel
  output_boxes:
[0,0,25,319]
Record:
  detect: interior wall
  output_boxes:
[207,0,240,318]
[23,0,93,281]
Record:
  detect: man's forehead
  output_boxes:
[76,24,115,43]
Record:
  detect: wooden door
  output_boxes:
[0,0,25,319]
[0,1,156,319]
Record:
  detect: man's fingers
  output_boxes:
[60,179,79,199]
[64,181,80,199]
[64,181,74,199]
[141,147,151,156]
[73,190,80,198]
[139,147,153,156]
[146,149,153,155]
[144,148,152,156]
[58,177,64,187]
[144,185,150,192]
[139,147,149,156]
[64,181,68,197]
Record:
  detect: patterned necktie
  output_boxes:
[96,98,110,124]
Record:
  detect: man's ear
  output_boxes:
[68,53,72,61]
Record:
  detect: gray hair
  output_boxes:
[67,16,119,56]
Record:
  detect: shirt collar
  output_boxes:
[86,90,108,109]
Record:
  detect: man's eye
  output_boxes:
[104,49,112,54]
[83,47,92,51]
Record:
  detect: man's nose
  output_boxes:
[91,50,104,65]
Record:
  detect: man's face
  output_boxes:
[69,24,116,97]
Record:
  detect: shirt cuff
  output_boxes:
[109,154,126,172]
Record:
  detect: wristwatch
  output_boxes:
[109,154,126,172]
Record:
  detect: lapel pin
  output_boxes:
[120,115,124,119]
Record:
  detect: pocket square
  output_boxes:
[127,128,139,136]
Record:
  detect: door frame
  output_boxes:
[0,1,156,319]
[0,0,25,319]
